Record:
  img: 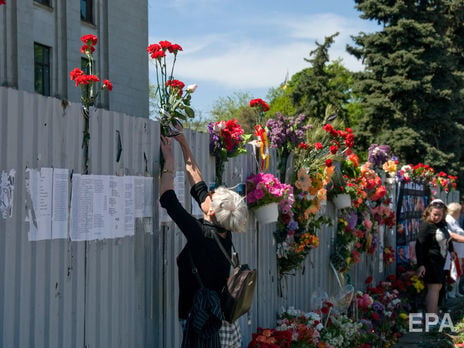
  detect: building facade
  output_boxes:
[0,0,149,118]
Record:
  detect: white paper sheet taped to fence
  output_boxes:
[26,167,69,241]
[70,174,152,241]
[25,168,153,241]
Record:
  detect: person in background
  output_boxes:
[416,199,464,317]
[446,202,464,298]
[159,129,248,348]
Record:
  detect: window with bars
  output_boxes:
[80,0,94,23]
[34,43,51,96]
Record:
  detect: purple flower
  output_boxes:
[347,211,358,229]
[368,144,391,168]
[372,301,385,312]
[266,113,311,150]
[287,220,299,230]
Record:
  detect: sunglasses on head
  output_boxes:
[430,201,445,207]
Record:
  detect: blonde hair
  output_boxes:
[447,202,462,215]
[210,186,248,233]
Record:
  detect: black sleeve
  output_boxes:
[415,240,425,267]
[190,181,209,207]
[159,190,204,242]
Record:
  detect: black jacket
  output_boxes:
[160,182,232,319]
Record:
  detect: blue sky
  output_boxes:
[148,0,379,119]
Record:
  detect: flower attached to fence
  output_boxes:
[266,113,312,182]
[383,159,398,179]
[359,162,387,202]
[253,124,270,172]
[370,197,396,228]
[0,1,5,5]
[147,40,196,136]
[246,172,293,209]
[208,119,250,186]
[383,246,395,265]
[322,123,355,150]
[431,171,458,193]
[367,144,391,169]
[330,210,377,273]
[249,99,270,172]
[249,98,270,122]
[69,34,112,115]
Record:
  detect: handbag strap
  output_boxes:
[212,232,239,268]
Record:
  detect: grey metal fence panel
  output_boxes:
[0,88,87,348]
[83,108,159,347]
[3,86,452,347]
[0,87,157,348]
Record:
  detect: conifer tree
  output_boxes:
[348,0,464,181]
[291,33,353,124]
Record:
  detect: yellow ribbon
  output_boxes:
[254,125,270,171]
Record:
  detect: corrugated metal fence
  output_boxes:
[0,86,405,347]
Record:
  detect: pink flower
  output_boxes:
[253,188,265,200]
[357,293,373,309]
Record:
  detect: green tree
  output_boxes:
[348,0,464,183]
[266,85,296,117]
[290,33,354,124]
[209,91,259,133]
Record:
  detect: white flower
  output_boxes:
[212,121,225,133]
[186,84,198,93]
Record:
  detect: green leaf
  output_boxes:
[184,106,195,118]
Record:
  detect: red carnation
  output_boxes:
[167,43,183,54]
[159,40,172,50]
[80,34,98,47]
[249,98,270,112]
[80,45,95,54]
[69,68,84,81]
[147,43,161,54]
[103,79,113,91]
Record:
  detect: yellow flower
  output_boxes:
[383,160,397,173]
[317,188,327,201]
[410,275,425,292]
[295,168,311,192]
